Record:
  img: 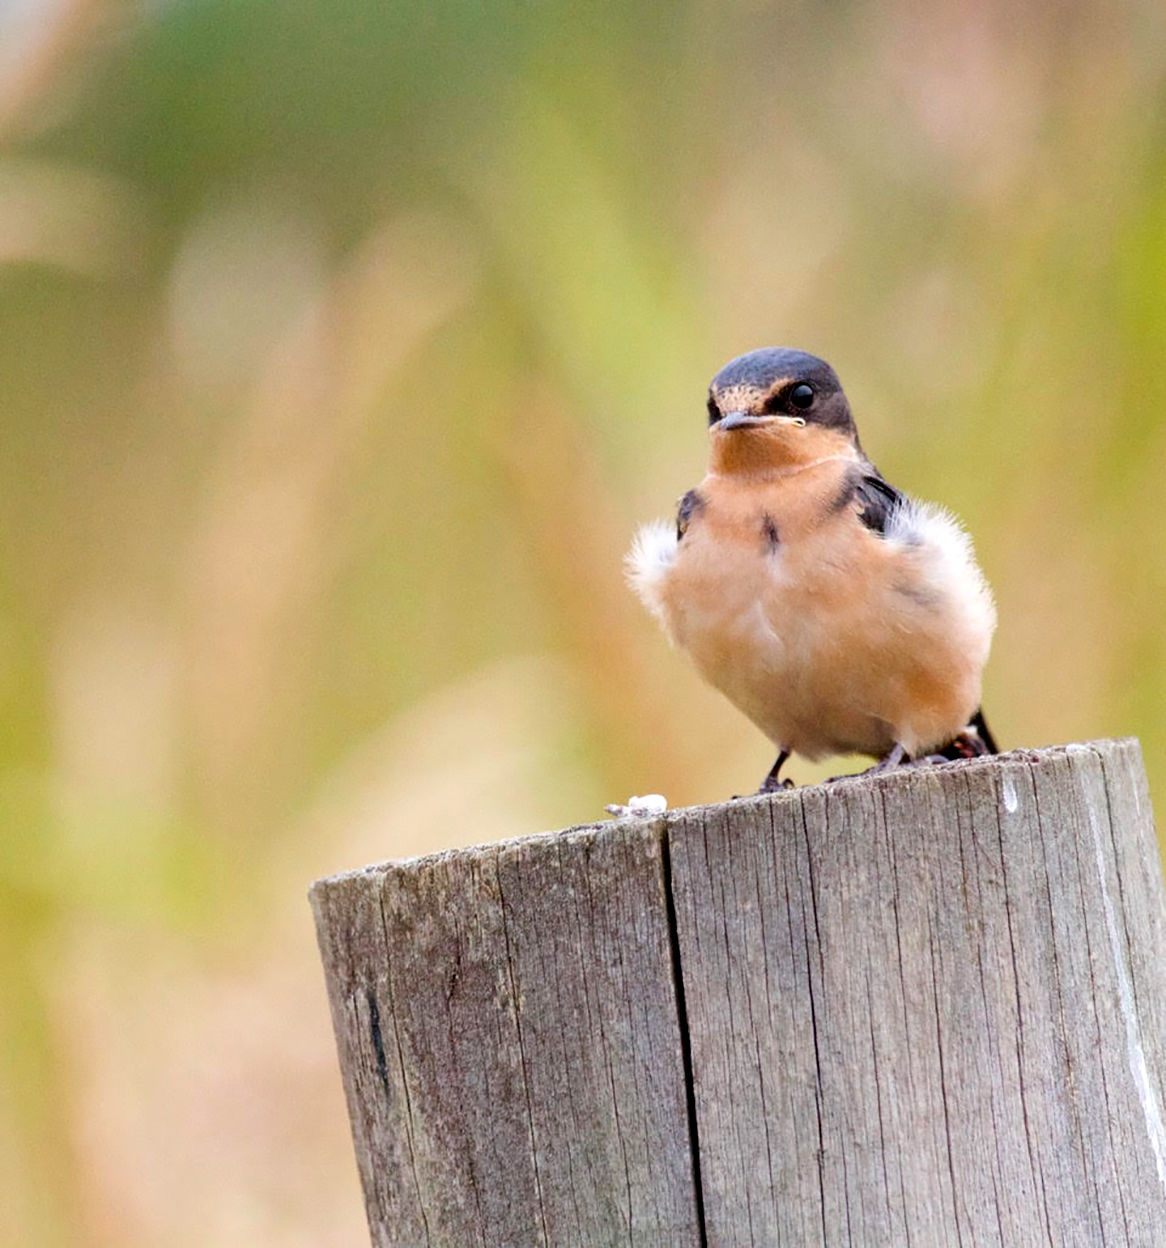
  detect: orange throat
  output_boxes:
[708,422,859,478]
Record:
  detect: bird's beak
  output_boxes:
[716,411,769,432]
[716,411,806,433]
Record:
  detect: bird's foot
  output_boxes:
[827,742,910,783]
[865,742,910,774]
[731,776,794,800]
[905,753,952,768]
[754,749,792,795]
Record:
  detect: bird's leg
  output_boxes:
[862,741,910,776]
[825,743,911,783]
[758,749,793,793]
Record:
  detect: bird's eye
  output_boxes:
[789,383,815,410]
[706,396,720,425]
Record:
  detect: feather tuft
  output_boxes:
[624,519,677,627]
[886,497,997,651]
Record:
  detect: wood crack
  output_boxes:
[495,858,551,1248]
[661,819,709,1248]
[376,887,432,1247]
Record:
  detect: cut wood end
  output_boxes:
[308,732,1166,1246]
[309,738,1142,898]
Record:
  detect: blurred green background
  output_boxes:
[2,0,1165,1242]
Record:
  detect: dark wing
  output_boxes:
[676,487,705,540]
[841,464,904,536]
[845,464,999,760]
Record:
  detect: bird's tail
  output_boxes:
[970,707,999,754]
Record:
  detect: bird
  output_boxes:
[627,347,997,792]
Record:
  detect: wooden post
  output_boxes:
[311,739,1166,1246]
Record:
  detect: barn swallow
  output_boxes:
[627,347,997,792]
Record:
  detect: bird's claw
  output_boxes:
[828,742,912,783]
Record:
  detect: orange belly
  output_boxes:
[658,504,989,760]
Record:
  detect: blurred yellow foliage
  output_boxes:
[2,0,1165,1243]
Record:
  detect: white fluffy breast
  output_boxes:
[885,496,997,655]
[625,519,678,629]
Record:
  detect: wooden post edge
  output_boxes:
[311,738,1166,1246]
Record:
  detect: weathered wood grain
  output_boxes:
[311,819,702,1248]
[668,738,1166,1245]
[314,739,1166,1247]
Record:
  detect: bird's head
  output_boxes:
[706,348,859,474]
